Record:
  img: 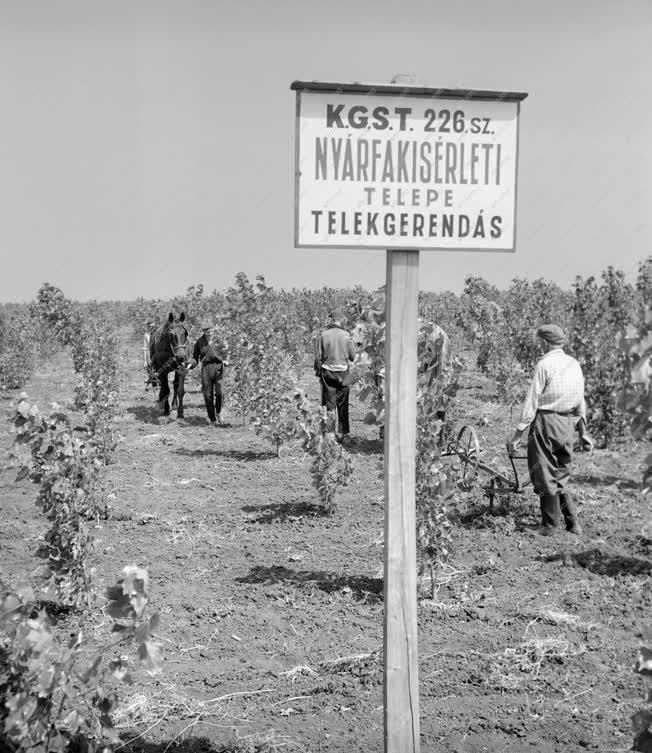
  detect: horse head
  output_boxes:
[162,311,189,363]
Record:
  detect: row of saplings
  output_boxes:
[1,285,160,751]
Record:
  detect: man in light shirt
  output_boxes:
[315,309,356,445]
[143,320,158,389]
[143,320,154,369]
[508,324,594,536]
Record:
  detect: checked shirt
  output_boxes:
[517,348,587,432]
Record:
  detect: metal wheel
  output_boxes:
[455,425,480,484]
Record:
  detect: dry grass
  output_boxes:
[279,664,317,682]
[221,728,308,753]
[163,516,233,547]
[503,602,599,632]
[505,635,582,675]
[524,605,599,631]
[480,631,585,691]
[113,683,276,751]
[319,650,381,677]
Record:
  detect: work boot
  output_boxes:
[559,492,582,535]
[537,494,561,536]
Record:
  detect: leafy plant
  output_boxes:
[33,284,120,462]
[292,389,353,514]
[352,293,464,585]
[615,290,652,751]
[633,645,652,753]
[0,308,42,391]
[0,566,162,753]
[569,268,634,446]
[10,399,107,610]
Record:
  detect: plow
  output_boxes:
[441,425,533,508]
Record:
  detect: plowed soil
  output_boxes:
[1,331,650,753]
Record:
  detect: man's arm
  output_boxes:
[575,397,594,450]
[346,334,356,363]
[517,363,546,432]
[314,334,324,375]
[507,362,546,455]
[143,334,150,368]
[216,338,229,365]
[191,339,202,368]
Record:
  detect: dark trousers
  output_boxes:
[201,363,223,422]
[320,368,351,434]
[527,411,574,496]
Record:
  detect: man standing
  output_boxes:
[143,320,158,389]
[507,324,594,536]
[315,309,356,445]
[371,319,451,442]
[191,321,227,426]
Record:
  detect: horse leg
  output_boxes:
[159,372,170,415]
[172,370,179,409]
[176,370,186,419]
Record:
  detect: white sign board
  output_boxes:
[293,84,524,251]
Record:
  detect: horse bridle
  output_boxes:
[150,326,189,380]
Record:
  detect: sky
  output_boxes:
[0,0,650,302]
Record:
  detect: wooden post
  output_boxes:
[384,248,420,753]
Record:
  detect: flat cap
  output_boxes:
[537,324,566,345]
[200,320,213,330]
[329,308,345,321]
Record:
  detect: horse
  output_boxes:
[149,312,190,418]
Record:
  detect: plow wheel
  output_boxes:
[455,424,480,485]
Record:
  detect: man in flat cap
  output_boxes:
[314,308,356,445]
[508,324,593,536]
[191,320,228,426]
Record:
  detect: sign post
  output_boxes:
[291,79,527,753]
[384,246,420,752]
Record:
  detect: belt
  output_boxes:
[537,409,576,417]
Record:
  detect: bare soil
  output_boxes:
[1,330,650,753]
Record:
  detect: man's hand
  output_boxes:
[576,418,594,452]
[507,429,525,457]
[579,431,594,452]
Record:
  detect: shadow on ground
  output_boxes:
[176,415,210,426]
[35,599,75,624]
[119,738,221,753]
[574,472,640,490]
[176,448,275,461]
[125,405,162,425]
[119,736,308,753]
[545,547,652,576]
[456,502,534,529]
[241,499,329,523]
[236,564,383,604]
[346,437,383,456]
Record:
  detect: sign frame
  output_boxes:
[291,80,528,253]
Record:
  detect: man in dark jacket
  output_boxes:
[191,321,228,426]
[314,309,356,445]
